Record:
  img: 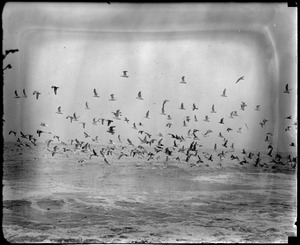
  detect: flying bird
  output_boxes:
[33,91,41,100]
[204,115,210,122]
[22,89,27,98]
[51,86,59,95]
[93,88,100,97]
[284,84,292,94]
[85,102,90,109]
[121,70,129,78]
[235,76,244,84]
[136,91,143,100]
[211,104,216,113]
[107,126,116,135]
[255,105,260,111]
[145,110,150,119]
[14,90,20,98]
[109,94,116,101]
[180,76,186,84]
[9,130,17,136]
[221,88,227,97]
[179,103,185,110]
[219,118,224,124]
[192,103,198,111]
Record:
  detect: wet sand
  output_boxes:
[3,143,297,243]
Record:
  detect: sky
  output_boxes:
[2,3,297,152]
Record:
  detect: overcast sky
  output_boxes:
[2,3,297,152]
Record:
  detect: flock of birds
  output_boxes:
[4,48,297,170]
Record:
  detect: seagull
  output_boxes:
[235,76,244,84]
[229,112,234,118]
[180,76,186,84]
[14,90,20,98]
[204,115,209,122]
[22,89,27,98]
[204,129,213,136]
[132,122,137,130]
[284,84,292,94]
[37,130,44,137]
[136,91,143,100]
[107,126,116,135]
[211,104,216,113]
[241,102,247,111]
[51,86,59,95]
[218,132,224,138]
[284,115,292,119]
[183,120,187,127]
[73,113,80,121]
[179,103,185,110]
[109,94,116,101]
[166,123,172,128]
[112,109,121,120]
[221,88,227,97]
[121,71,129,78]
[237,127,242,133]
[124,117,130,123]
[47,139,53,148]
[145,110,150,119]
[219,118,224,124]
[118,135,122,143]
[127,138,134,146]
[194,115,198,122]
[84,132,90,138]
[222,140,228,148]
[66,116,73,123]
[80,122,86,129]
[41,122,49,127]
[33,91,41,100]
[93,88,100,97]
[9,130,17,136]
[255,105,260,111]
[226,128,233,132]
[85,102,90,109]
[192,103,198,111]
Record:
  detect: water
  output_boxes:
[2,143,297,243]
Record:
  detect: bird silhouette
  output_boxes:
[192,103,198,111]
[14,90,20,98]
[136,91,143,100]
[109,94,116,101]
[180,76,186,84]
[121,70,129,78]
[85,102,90,109]
[204,115,210,122]
[51,86,59,95]
[211,104,216,113]
[93,88,100,97]
[179,103,185,110]
[219,118,224,124]
[145,110,150,119]
[221,88,227,97]
[56,106,63,114]
[235,76,244,84]
[255,105,260,111]
[284,84,292,94]
[33,91,41,100]
[22,89,27,98]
